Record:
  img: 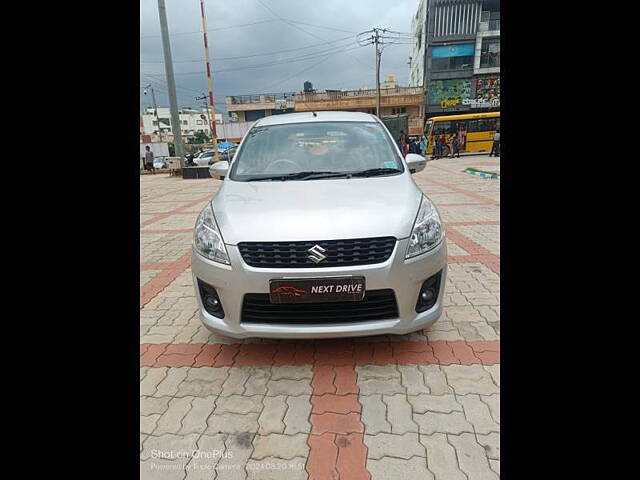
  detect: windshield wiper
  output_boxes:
[245,171,345,182]
[350,167,402,177]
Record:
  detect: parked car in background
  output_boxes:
[193,150,216,166]
[153,156,169,169]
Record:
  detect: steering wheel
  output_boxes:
[265,158,299,173]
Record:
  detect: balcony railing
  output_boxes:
[228,92,297,105]
[296,86,424,102]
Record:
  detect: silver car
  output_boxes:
[191,111,446,339]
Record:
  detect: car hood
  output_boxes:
[211,174,423,244]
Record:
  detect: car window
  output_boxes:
[230,121,403,180]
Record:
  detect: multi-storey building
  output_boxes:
[140,107,222,142]
[226,76,426,136]
[416,0,500,117]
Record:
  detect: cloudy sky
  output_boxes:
[140,0,419,116]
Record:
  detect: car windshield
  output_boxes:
[229,121,403,181]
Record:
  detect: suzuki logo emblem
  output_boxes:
[307,244,327,263]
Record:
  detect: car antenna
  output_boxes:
[312,111,317,117]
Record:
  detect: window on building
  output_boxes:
[431,43,475,72]
[480,38,500,68]
[152,120,158,126]
[182,120,188,125]
[244,110,267,122]
[392,107,407,115]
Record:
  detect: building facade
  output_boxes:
[226,76,426,136]
[418,0,500,117]
[140,107,223,142]
[409,0,428,87]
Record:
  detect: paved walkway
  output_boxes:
[140,155,500,479]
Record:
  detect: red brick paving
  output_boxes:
[141,340,500,367]
[139,252,191,308]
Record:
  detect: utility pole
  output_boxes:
[199,0,220,163]
[157,0,185,167]
[195,94,212,144]
[374,28,381,117]
[143,84,163,143]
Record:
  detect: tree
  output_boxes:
[188,131,210,144]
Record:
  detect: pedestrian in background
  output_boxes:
[398,130,408,157]
[490,129,500,157]
[144,145,156,174]
[419,135,427,156]
[451,133,461,158]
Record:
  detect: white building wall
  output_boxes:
[140,107,222,137]
[409,0,427,87]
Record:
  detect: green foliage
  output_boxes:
[188,131,210,144]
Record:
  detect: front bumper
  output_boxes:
[191,238,447,339]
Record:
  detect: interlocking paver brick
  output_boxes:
[458,394,500,434]
[177,367,228,396]
[367,456,433,480]
[483,364,500,386]
[312,393,361,414]
[359,394,391,435]
[407,393,462,414]
[398,365,430,395]
[140,396,171,416]
[220,365,251,395]
[156,367,189,396]
[363,432,425,460]
[215,394,263,414]
[206,412,260,435]
[311,412,364,435]
[476,432,500,460]
[258,395,287,435]
[449,432,499,480]
[284,395,312,435]
[335,432,370,480]
[244,366,272,395]
[489,459,500,475]
[184,433,227,479]
[443,364,499,395]
[180,395,216,434]
[419,433,467,480]
[141,414,161,435]
[383,394,419,434]
[140,367,167,396]
[271,365,313,380]
[418,365,454,395]
[252,433,310,460]
[481,393,500,424]
[413,411,474,435]
[154,396,193,435]
[267,377,312,396]
[356,365,404,395]
[217,432,256,479]
[306,433,339,479]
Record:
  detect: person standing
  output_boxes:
[144,145,156,174]
[490,129,500,157]
[398,130,408,157]
[419,135,427,156]
[451,133,461,158]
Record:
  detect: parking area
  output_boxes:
[140,155,500,479]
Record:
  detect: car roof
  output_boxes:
[253,111,379,127]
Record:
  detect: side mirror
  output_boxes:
[405,153,426,174]
[210,160,229,180]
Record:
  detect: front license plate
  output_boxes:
[269,277,366,304]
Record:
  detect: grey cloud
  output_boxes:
[140,0,418,114]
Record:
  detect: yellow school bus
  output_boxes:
[424,111,500,155]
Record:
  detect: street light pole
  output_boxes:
[374,28,381,117]
[195,94,212,145]
[157,0,185,167]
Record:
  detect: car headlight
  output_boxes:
[406,195,443,258]
[194,202,230,264]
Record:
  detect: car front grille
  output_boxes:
[240,289,398,324]
[237,237,396,268]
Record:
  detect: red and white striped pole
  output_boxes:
[199,0,220,163]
